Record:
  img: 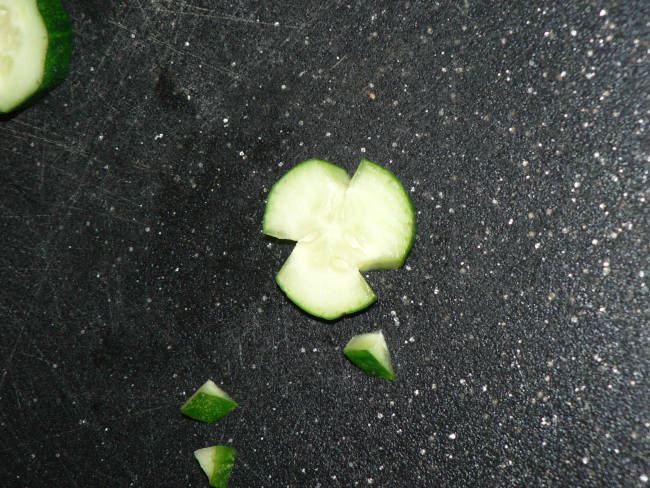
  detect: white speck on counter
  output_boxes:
[390,310,400,326]
[448,433,456,440]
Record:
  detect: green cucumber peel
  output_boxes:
[181,380,238,423]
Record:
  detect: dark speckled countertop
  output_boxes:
[1,1,648,487]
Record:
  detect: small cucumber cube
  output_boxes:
[344,330,395,380]
[194,445,236,488]
[181,380,237,422]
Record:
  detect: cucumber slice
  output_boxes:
[181,380,238,423]
[0,0,73,114]
[344,330,395,380]
[194,446,236,488]
[264,159,415,319]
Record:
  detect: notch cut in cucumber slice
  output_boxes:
[181,380,238,423]
[344,330,395,380]
[0,0,73,114]
[264,159,415,320]
[194,445,236,488]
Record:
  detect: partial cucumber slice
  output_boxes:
[0,0,73,114]
[344,330,395,380]
[264,159,350,241]
[276,236,376,320]
[263,159,415,319]
[181,380,238,423]
[194,446,236,488]
[340,159,416,271]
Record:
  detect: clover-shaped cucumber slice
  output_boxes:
[264,159,415,319]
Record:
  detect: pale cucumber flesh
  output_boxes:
[340,159,415,271]
[0,0,48,112]
[264,159,415,319]
[263,159,350,241]
[276,237,376,320]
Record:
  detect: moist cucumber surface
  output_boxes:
[194,445,236,488]
[181,380,238,423]
[344,330,395,380]
[0,0,73,113]
[264,159,415,319]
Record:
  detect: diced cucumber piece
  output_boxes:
[194,445,236,488]
[344,330,395,380]
[263,159,415,319]
[181,380,237,423]
[0,0,73,114]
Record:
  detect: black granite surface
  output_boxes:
[1,1,648,487]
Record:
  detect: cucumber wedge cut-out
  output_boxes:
[181,380,237,423]
[264,159,415,319]
[0,0,73,114]
[344,330,395,380]
[194,445,236,488]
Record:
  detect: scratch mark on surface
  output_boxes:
[107,20,241,80]
[2,127,89,156]
[330,54,347,70]
[0,324,25,394]
[127,6,301,29]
